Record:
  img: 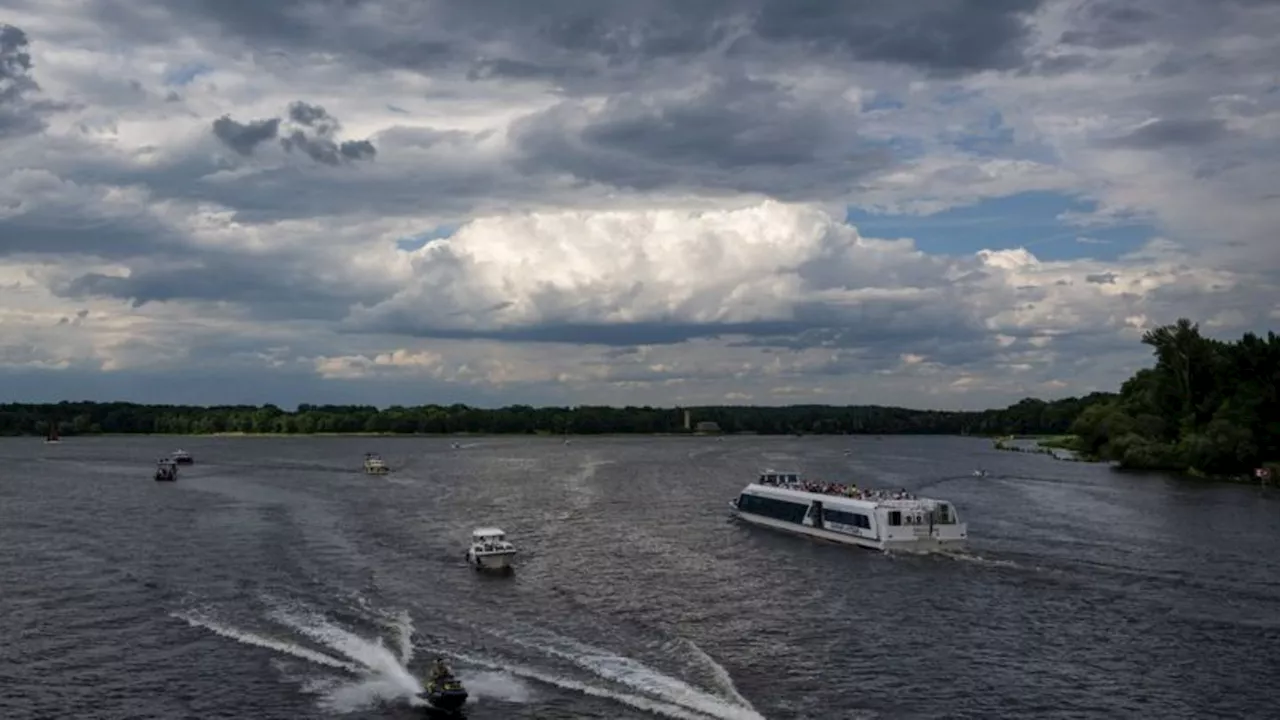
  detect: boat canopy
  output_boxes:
[472,527,505,540]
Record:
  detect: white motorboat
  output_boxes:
[363,453,389,474]
[171,449,194,465]
[466,527,517,572]
[729,469,967,552]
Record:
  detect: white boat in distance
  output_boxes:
[729,470,967,552]
[363,453,389,474]
[466,527,517,572]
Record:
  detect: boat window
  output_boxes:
[736,493,808,524]
[822,508,871,530]
[888,511,902,526]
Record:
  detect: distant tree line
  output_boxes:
[2,395,1108,438]
[1069,319,1278,477]
[7,318,1274,478]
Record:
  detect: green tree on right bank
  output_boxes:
[1069,319,1279,476]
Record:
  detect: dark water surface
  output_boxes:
[3,435,1278,719]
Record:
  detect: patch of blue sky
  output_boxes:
[395,224,460,251]
[846,191,1156,261]
[861,92,904,112]
[163,63,213,86]
[948,111,1016,157]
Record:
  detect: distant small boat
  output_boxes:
[973,469,987,478]
[171,450,194,465]
[44,422,61,444]
[363,453,389,475]
[154,459,178,482]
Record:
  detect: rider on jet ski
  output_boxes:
[429,657,453,683]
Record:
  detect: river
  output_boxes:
[2,434,1277,719]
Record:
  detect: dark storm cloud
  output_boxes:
[210,101,375,164]
[0,23,56,139]
[341,286,985,353]
[744,0,1043,75]
[1055,0,1274,52]
[56,254,394,320]
[89,0,1046,79]
[0,365,505,408]
[0,24,36,102]
[0,174,185,258]
[1102,118,1229,150]
[342,318,812,347]
[210,115,280,155]
[510,73,890,197]
[287,100,338,133]
[1059,0,1158,49]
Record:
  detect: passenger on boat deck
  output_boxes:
[760,475,917,501]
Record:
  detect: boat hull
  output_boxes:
[467,549,515,571]
[732,509,966,553]
[421,685,468,712]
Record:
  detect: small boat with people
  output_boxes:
[154,459,179,482]
[363,453,389,475]
[465,527,517,572]
[171,449,194,465]
[419,657,468,713]
[729,469,967,552]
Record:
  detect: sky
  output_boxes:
[0,0,1277,411]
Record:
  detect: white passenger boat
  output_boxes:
[466,527,517,572]
[363,453,389,475]
[729,470,967,552]
[171,449,194,465]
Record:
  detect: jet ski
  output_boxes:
[419,673,468,713]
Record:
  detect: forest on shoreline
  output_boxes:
[1066,319,1277,479]
[5,319,1275,478]
[2,394,1105,439]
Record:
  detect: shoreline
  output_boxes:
[20,431,980,439]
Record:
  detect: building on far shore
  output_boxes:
[694,421,721,435]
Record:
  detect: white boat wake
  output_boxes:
[423,624,766,720]
[174,596,762,719]
[172,598,532,714]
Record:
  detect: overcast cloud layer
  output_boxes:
[0,0,1276,409]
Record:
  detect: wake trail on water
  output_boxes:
[459,626,765,720]
[269,607,424,708]
[172,598,534,714]
[681,639,754,711]
[421,646,712,720]
[174,610,361,673]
